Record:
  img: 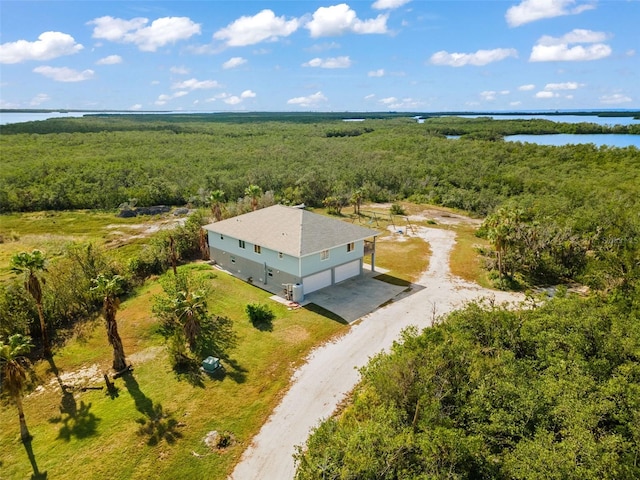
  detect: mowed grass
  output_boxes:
[0,263,347,480]
[375,236,430,283]
[449,224,491,287]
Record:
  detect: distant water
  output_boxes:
[0,111,146,125]
[0,111,90,125]
[419,114,639,127]
[505,134,640,148]
[0,110,188,125]
[455,114,639,127]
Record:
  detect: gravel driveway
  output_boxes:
[230,226,524,480]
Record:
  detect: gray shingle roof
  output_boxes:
[203,205,379,257]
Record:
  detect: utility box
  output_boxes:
[202,356,222,373]
[292,283,304,303]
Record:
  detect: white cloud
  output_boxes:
[380,97,397,105]
[172,78,222,90]
[224,96,243,105]
[155,94,171,106]
[372,0,412,10]
[96,54,122,65]
[0,99,20,108]
[481,90,510,101]
[530,29,611,62]
[626,49,636,57]
[534,81,583,99]
[0,31,83,64]
[303,56,352,68]
[89,16,201,52]
[364,94,376,100]
[538,29,608,46]
[220,91,256,105]
[214,9,299,47]
[518,84,536,91]
[600,93,632,104]
[89,17,147,41]
[155,91,189,105]
[535,91,559,98]
[368,69,385,77]
[544,81,583,90]
[30,93,50,106]
[130,104,143,110]
[205,93,227,103]
[287,91,328,107]
[170,66,190,74]
[33,66,94,82]
[430,48,517,67]
[510,101,522,106]
[223,57,247,69]
[531,43,611,61]
[307,42,341,52]
[306,4,388,37]
[506,0,595,27]
[379,96,422,109]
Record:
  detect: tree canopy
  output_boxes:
[295,295,640,480]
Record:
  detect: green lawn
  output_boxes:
[1,264,347,479]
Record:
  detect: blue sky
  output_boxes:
[1,0,638,111]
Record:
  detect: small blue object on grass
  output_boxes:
[202,356,223,374]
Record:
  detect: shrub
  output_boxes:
[245,303,275,329]
[390,203,406,216]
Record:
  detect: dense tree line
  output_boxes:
[295,292,640,479]
[1,117,638,216]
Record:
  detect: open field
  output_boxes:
[0,210,188,283]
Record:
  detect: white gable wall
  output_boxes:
[208,231,300,277]
[299,240,365,276]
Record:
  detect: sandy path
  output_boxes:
[230,226,523,480]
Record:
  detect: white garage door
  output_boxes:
[303,270,332,294]
[334,260,361,283]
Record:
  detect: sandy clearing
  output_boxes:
[230,225,524,480]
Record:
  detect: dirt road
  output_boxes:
[230,226,524,480]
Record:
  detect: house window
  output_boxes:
[254,245,262,254]
[231,256,236,264]
[320,249,329,261]
[239,240,245,249]
[278,252,284,259]
[347,242,355,252]
[268,268,273,277]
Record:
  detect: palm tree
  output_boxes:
[483,207,524,279]
[0,334,34,441]
[10,250,51,357]
[351,188,366,215]
[208,189,225,222]
[244,184,262,211]
[91,274,128,372]
[172,289,208,352]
